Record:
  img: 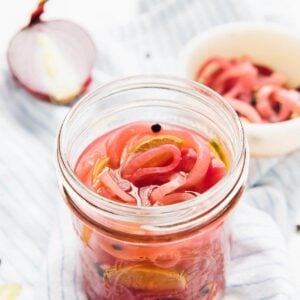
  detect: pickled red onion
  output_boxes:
[183,139,211,189]
[213,60,257,102]
[106,123,152,169]
[176,148,197,172]
[203,157,227,191]
[122,144,181,183]
[256,73,286,89]
[75,122,228,206]
[196,56,231,86]
[275,89,300,115]
[157,129,211,188]
[158,193,195,205]
[197,56,300,123]
[150,173,186,203]
[99,171,136,204]
[256,86,300,122]
[227,98,263,123]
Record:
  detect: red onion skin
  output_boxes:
[10,73,92,105]
[29,0,47,26]
[254,64,273,76]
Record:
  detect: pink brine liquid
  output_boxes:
[74,121,230,300]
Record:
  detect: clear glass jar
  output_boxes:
[56,76,248,300]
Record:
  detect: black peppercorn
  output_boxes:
[151,123,161,133]
[111,244,123,251]
[251,98,257,106]
[94,264,105,277]
[199,283,213,296]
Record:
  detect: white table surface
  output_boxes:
[1,0,299,295]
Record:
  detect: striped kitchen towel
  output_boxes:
[0,0,299,299]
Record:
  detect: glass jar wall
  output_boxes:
[56,76,249,300]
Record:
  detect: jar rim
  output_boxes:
[57,75,247,224]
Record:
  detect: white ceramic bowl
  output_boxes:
[179,22,300,157]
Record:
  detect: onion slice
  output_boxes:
[99,171,136,204]
[158,192,194,205]
[182,138,211,189]
[106,122,152,169]
[227,98,263,123]
[256,86,300,122]
[122,144,182,183]
[7,0,96,104]
[158,128,211,189]
[150,173,186,203]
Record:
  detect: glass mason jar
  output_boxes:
[56,76,248,300]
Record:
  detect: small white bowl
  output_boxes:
[179,22,300,157]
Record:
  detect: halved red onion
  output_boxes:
[7,0,96,104]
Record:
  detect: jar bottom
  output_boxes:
[79,234,227,300]
[82,268,225,300]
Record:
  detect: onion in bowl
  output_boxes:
[195,55,300,123]
[179,22,300,156]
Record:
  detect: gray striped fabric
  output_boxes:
[0,0,298,299]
